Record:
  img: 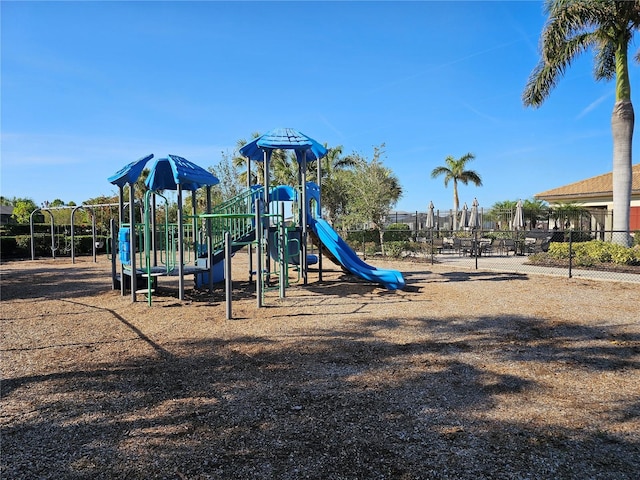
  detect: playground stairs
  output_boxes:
[204,185,263,262]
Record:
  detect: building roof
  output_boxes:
[0,205,14,215]
[535,163,640,202]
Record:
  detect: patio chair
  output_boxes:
[460,238,473,256]
[479,238,494,256]
[442,237,455,253]
[501,239,517,256]
[526,236,551,254]
[431,237,444,254]
[452,237,463,255]
[524,237,536,255]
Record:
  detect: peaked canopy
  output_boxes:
[145,154,219,191]
[107,154,154,187]
[239,127,328,162]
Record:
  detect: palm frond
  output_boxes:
[593,39,617,80]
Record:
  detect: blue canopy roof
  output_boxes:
[145,154,219,191]
[239,127,327,162]
[107,154,154,187]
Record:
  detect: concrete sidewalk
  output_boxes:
[424,253,640,284]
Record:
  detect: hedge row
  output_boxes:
[1,235,109,259]
[546,240,640,266]
[0,224,96,236]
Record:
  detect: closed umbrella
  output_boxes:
[459,203,469,230]
[469,198,480,230]
[512,199,524,231]
[426,201,435,229]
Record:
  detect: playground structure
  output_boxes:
[104,128,405,312]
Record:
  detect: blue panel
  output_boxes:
[167,154,219,190]
[107,154,154,187]
[145,158,176,191]
[257,127,313,149]
[118,227,131,265]
[145,155,219,192]
[270,185,297,202]
[239,127,327,162]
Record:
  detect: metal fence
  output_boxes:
[343,228,640,284]
[384,208,617,233]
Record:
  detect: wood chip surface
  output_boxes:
[1,254,639,479]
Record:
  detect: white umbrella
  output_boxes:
[469,198,480,230]
[459,203,469,230]
[426,201,435,229]
[512,199,524,231]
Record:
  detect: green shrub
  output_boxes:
[384,224,412,242]
[345,229,379,246]
[545,240,639,266]
[547,242,569,259]
[0,237,18,257]
[566,231,593,243]
[384,241,408,258]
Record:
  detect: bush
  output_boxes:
[547,242,569,259]
[384,241,409,258]
[0,233,110,260]
[546,240,639,266]
[345,229,379,246]
[384,224,412,242]
[0,237,18,257]
[364,242,379,256]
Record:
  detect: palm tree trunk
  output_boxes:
[452,181,459,231]
[611,100,634,246]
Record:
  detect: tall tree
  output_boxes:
[210,150,244,203]
[10,198,38,224]
[233,133,261,187]
[523,198,549,229]
[431,153,482,230]
[489,200,518,230]
[271,150,298,187]
[233,133,290,188]
[523,0,640,245]
[344,144,403,255]
[315,145,357,227]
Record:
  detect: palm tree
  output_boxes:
[233,134,260,187]
[488,200,518,230]
[233,133,293,188]
[271,150,298,187]
[523,198,549,230]
[431,153,482,230]
[523,0,640,246]
[550,202,590,230]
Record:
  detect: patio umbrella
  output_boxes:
[512,199,524,231]
[469,198,480,230]
[426,201,435,229]
[459,202,469,230]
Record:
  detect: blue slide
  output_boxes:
[309,217,406,290]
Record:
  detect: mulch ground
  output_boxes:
[1,254,639,479]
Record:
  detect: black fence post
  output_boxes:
[474,228,478,270]
[568,228,573,278]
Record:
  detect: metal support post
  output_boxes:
[225,232,232,319]
[255,199,263,308]
[279,202,286,298]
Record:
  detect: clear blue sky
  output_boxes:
[2,1,638,213]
